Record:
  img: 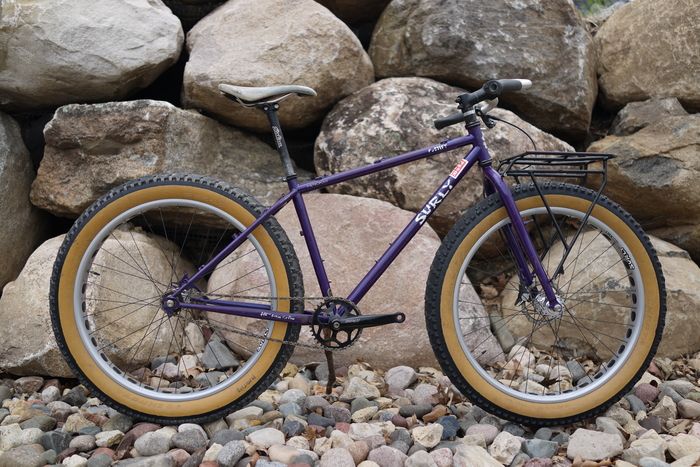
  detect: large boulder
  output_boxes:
[208,193,460,369]
[0,231,192,377]
[182,0,374,132]
[596,0,700,111]
[0,112,46,290]
[588,115,700,260]
[369,0,597,138]
[316,0,391,23]
[610,98,688,136]
[500,235,700,360]
[0,0,183,111]
[314,78,573,236]
[30,100,310,218]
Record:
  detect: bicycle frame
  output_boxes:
[168,119,560,324]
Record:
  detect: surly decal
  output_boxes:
[450,159,468,179]
[415,179,454,225]
[428,142,448,153]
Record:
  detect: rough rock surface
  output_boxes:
[369,0,597,137]
[30,100,309,218]
[0,229,192,376]
[588,114,700,260]
[208,193,475,368]
[0,237,73,376]
[596,0,700,110]
[314,77,572,235]
[0,0,183,111]
[611,98,688,136]
[316,0,391,23]
[0,112,46,290]
[182,0,374,132]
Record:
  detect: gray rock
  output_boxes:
[134,431,172,456]
[182,0,373,132]
[103,414,133,433]
[0,1,183,111]
[611,98,688,136]
[0,444,46,467]
[87,453,113,467]
[596,0,700,111]
[0,385,12,401]
[113,454,175,467]
[304,396,330,412]
[502,423,525,438]
[172,429,207,453]
[217,440,246,467]
[678,399,700,419]
[320,448,355,467]
[626,394,647,413]
[368,445,408,467]
[210,429,244,447]
[323,405,351,423]
[437,415,460,440]
[399,404,433,419]
[384,366,418,390]
[40,430,72,453]
[524,439,559,459]
[70,434,97,452]
[307,413,335,428]
[61,387,88,407]
[567,428,623,461]
[279,402,302,418]
[20,415,56,431]
[534,428,553,441]
[195,371,226,388]
[40,386,61,403]
[370,0,596,137]
[201,339,240,370]
[638,458,671,467]
[351,397,378,414]
[282,419,305,438]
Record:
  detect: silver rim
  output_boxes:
[73,198,277,401]
[453,206,644,403]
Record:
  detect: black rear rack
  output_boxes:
[497,150,616,280]
[497,150,615,183]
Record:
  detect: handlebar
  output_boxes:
[433,79,531,130]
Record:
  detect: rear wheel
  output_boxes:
[50,174,303,425]
[426,183,665,425]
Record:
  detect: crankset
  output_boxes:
[311,297,407,350]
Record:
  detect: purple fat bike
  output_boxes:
[50,79,666,426]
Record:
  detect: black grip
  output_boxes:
[434,111,465,130]
[498,79,526,92]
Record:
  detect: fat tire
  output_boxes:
[425,182,666,426]
[50,174,304,425]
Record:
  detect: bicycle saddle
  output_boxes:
[219,84,317,104]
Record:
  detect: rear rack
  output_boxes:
[497,150,616,280]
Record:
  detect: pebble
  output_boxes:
[172,428,207,452]
[247,427,285,449]
[320,447,355,467]
[341,377,381,401]
[41,429,72,452]
[489,431,522,464]
[95,430,123,447]
[412,423,443,448]
[308,412,335,427]
[567,428,624,461]
[436,415,459,440]
[405,449,437,467]
[678,399,700,419]
[385,366,418,390]
[636,383,661,404]
[399,404,433,419]
[466,423,499,445]
[134,431,172,456]
[667,433,700,460]
[368,445,408,466]
[524,438,559,459]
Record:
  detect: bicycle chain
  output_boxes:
[195,293,355,352]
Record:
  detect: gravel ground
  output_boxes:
[0,356,699,467]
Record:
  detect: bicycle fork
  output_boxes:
[482,165,561,310]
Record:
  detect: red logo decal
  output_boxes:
[450,159,468,178]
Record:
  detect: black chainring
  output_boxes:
[311,298,362,350]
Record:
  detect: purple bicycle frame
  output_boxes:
[171,123,559,325]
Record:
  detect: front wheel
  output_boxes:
[426,182,666,426]
[50,174,304,425]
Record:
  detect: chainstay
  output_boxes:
[194,293,354,352]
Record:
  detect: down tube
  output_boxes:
[346,146,482,306]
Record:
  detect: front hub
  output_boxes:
[532,293,565,321]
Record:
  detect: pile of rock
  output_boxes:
[0,358,699,466]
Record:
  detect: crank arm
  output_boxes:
[331,312,406,330]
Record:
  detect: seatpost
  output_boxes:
[261,103,297,184]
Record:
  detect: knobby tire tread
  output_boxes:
[50,173,304,425]
[425,181,666,426]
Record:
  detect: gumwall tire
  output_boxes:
[50,174,304,425]
[425,182,666,426]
